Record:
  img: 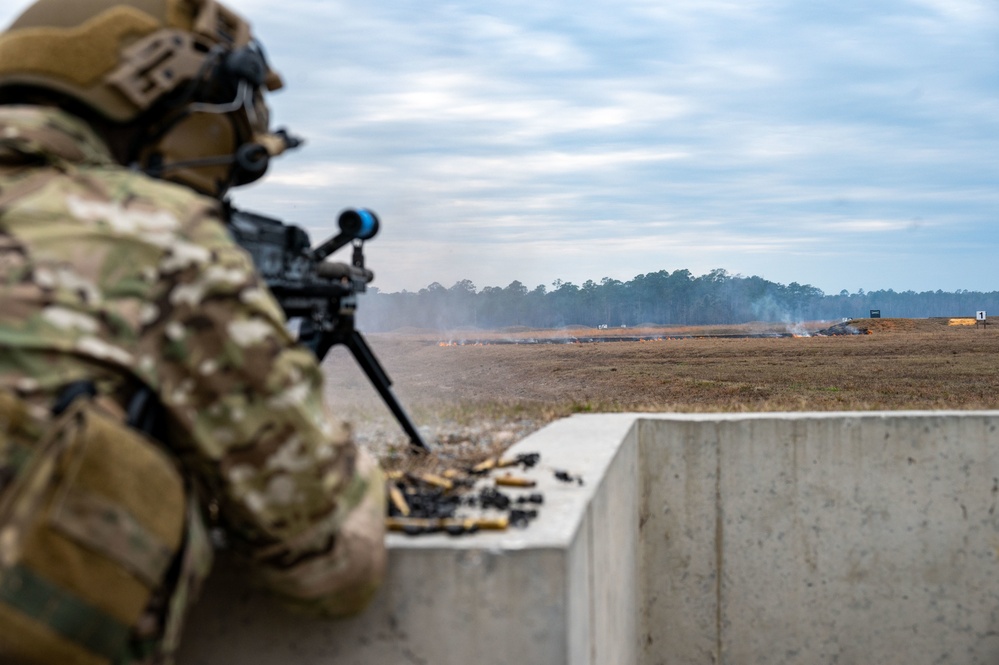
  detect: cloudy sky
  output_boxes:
[2,0,997,295]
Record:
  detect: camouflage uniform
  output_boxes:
[0,104,386,661]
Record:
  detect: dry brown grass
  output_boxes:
[321,318,999,462]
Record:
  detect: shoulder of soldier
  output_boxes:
[16,161,228,247]
[0,105,115,166]
[0,105,223,223]
[100,165,226,229]
[0,106,243,274]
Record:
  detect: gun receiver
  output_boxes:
[226,203,430,453]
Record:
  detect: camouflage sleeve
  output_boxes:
[139,198,386,616]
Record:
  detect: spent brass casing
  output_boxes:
[472,458,497,473]
[495,474,537,488]
[388,484,410,516]
[386,516,510,532]
[420,473,454,490]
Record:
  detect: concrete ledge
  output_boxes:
[178,414,641,665]
[179,412,999,665]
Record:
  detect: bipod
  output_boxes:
[317,313,431,454]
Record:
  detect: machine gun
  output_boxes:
[225,203,430,453]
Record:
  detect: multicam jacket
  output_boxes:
[0,105,386,661]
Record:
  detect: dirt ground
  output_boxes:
[320,318,999,464]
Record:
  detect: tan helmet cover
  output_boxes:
[0,0,294,196]
[0,0,283,123]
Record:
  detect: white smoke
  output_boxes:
[751,294,811,336]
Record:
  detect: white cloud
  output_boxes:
[625,0,780,24]
[264,163,394,188]
[907,0,999,24]
[830,218,924,233]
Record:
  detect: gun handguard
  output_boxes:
[317,261,374,284]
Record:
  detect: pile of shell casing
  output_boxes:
[386,452,544,536]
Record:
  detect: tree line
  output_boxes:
[356,268,998,331]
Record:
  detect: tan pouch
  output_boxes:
[0,392,186,665]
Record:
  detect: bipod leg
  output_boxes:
[343,330,431,453]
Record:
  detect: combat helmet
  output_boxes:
[0,0,300,196]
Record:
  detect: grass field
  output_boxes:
[320,318,999,463]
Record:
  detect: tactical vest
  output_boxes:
[0,389,186,664]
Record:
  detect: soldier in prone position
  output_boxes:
[0,1,386,663]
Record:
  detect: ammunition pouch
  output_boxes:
[0,389,186,664]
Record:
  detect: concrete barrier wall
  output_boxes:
[638,412,999,665]
[179,412,999,664]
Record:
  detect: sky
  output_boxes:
[2,0,997,295]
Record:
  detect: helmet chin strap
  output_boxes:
[142,153,236,175]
